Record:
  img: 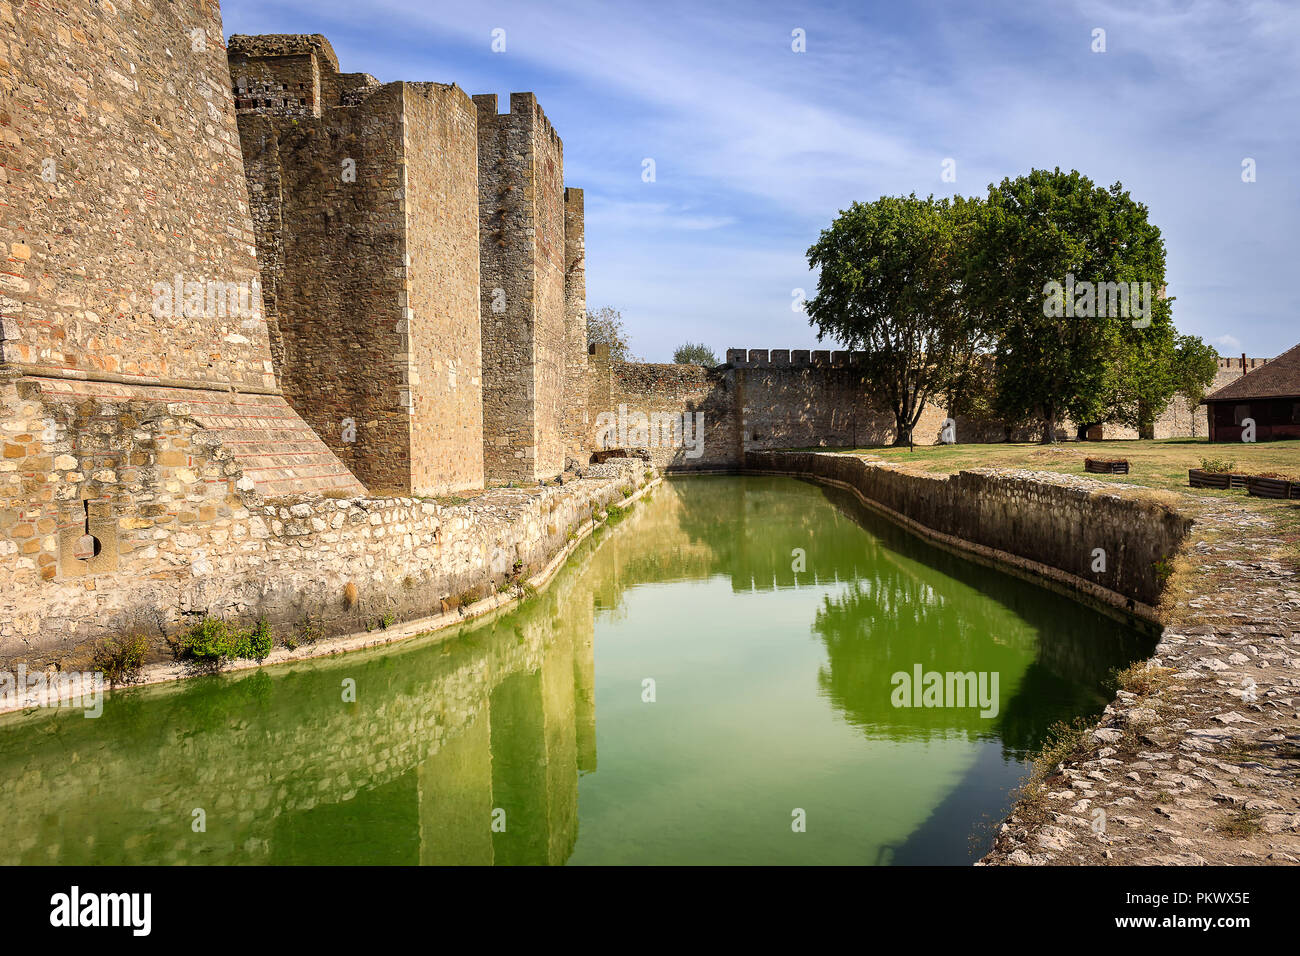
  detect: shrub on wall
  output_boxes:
[176,618,274,669]
[91,634,150,686]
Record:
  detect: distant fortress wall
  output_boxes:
[584,349,1274,469]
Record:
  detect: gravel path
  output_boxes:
[981,498,1300,865]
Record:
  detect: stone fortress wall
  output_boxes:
[472,92,580,482]
[1097,355,1270,440]
[0,2,361,499]
[585,348,1273,471]
[229,35,484,496]
[0,6,609,666]
[563,188,590,465]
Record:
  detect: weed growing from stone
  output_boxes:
[91,634,150,686]
[175,617,273,670]
[1110,662,1175,697]
[1011,717,1102,828]
[1152,557,1174,584]
[1214,807,1264,837]
[604,501,635,526]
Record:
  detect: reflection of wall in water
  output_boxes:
[0,554,598,865]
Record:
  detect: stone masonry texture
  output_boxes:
[746,451,1192,612]
[563,187,589,466]
[0,3,362,498]
[228,36,484,496]
[475,92,569,482]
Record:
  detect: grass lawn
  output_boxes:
[811,437,1300,494]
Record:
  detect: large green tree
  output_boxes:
[806,194,990,445]
[1170,334,1220,436]
[967,168,1172,442]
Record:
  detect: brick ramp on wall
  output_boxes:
[28,378,366,497]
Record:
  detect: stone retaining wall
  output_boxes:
[0,403,647,670]
[745,451,1193,616]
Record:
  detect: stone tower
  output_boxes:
[473,92,573,481]
[1,1,369,596]
[564,188,590,465]
[228,35,485,495]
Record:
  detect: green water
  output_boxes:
[0,476,1153,865]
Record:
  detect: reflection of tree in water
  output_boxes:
[811,573,1038,744]
[629,475,1150,759]
[809,483,1154,758]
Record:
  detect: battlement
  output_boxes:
[728,349,1273,373]
[726,349,858,368]
[228,33,341,71]
[229,32,392,116]
[1216,356,1269,371]
[471,92,564,151]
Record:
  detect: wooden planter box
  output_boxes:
[1189,470,1249,490]
[1246,475,1295,500]
[1189,468,1229,489]
[1085,458,1129,475]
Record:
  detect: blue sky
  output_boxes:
[223,0,1300,361]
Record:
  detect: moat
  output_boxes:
[0,476,1154,865]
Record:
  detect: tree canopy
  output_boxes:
[967,168,1172,441]
[673,342,719,367]
[806,193,989,445]
[805,168,1211,444]
[586,306,639,363]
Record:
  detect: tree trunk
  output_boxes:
[890,399,912,446]
[1040,413,1057,444]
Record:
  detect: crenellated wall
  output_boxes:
[474,92,571,482]
[0,8,602,669]
[563,188,590,466]
[727,349,1272,443]
[585,349,951,471]
[229,36,484,496]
